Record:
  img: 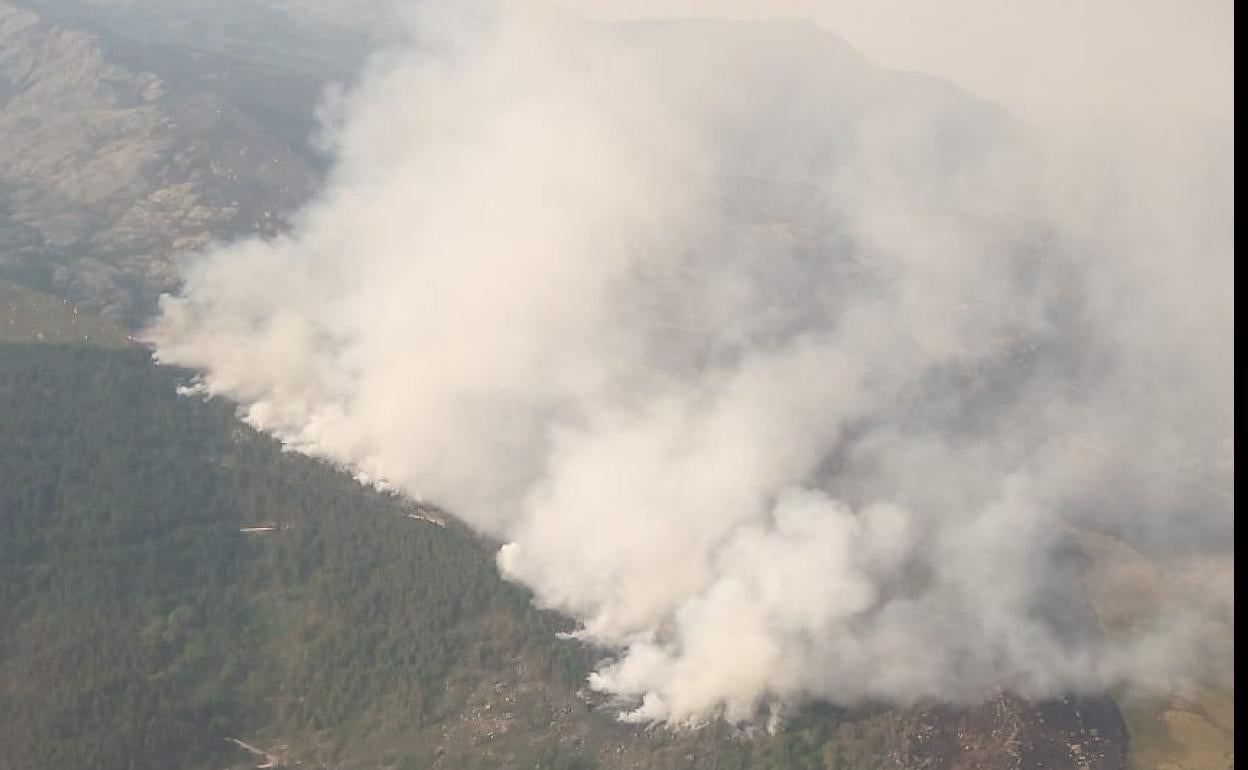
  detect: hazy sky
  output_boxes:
[568,0,1234,131]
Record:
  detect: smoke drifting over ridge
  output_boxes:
[148,4,1233,724]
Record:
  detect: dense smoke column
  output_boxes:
[148,6,1233,724]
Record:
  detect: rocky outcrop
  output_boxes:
[0,0,321,323]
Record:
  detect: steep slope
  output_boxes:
[0,341,1130,770]
[19,0,388,77]
[0,7,1224,769]
[0,0,322,323]
[0,341,586,770]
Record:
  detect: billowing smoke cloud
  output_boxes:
[147,3,1233,724]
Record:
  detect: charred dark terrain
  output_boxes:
[0,2,1231,769]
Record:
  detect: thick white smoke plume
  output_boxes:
[148,4,1233,724]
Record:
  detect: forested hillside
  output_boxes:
[0,342,592,769]
[0,0,1231,767]
[0,343,1133,770]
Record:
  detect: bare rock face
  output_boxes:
[0,0,322,323]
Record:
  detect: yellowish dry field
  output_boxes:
[1075,530,1234,770]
